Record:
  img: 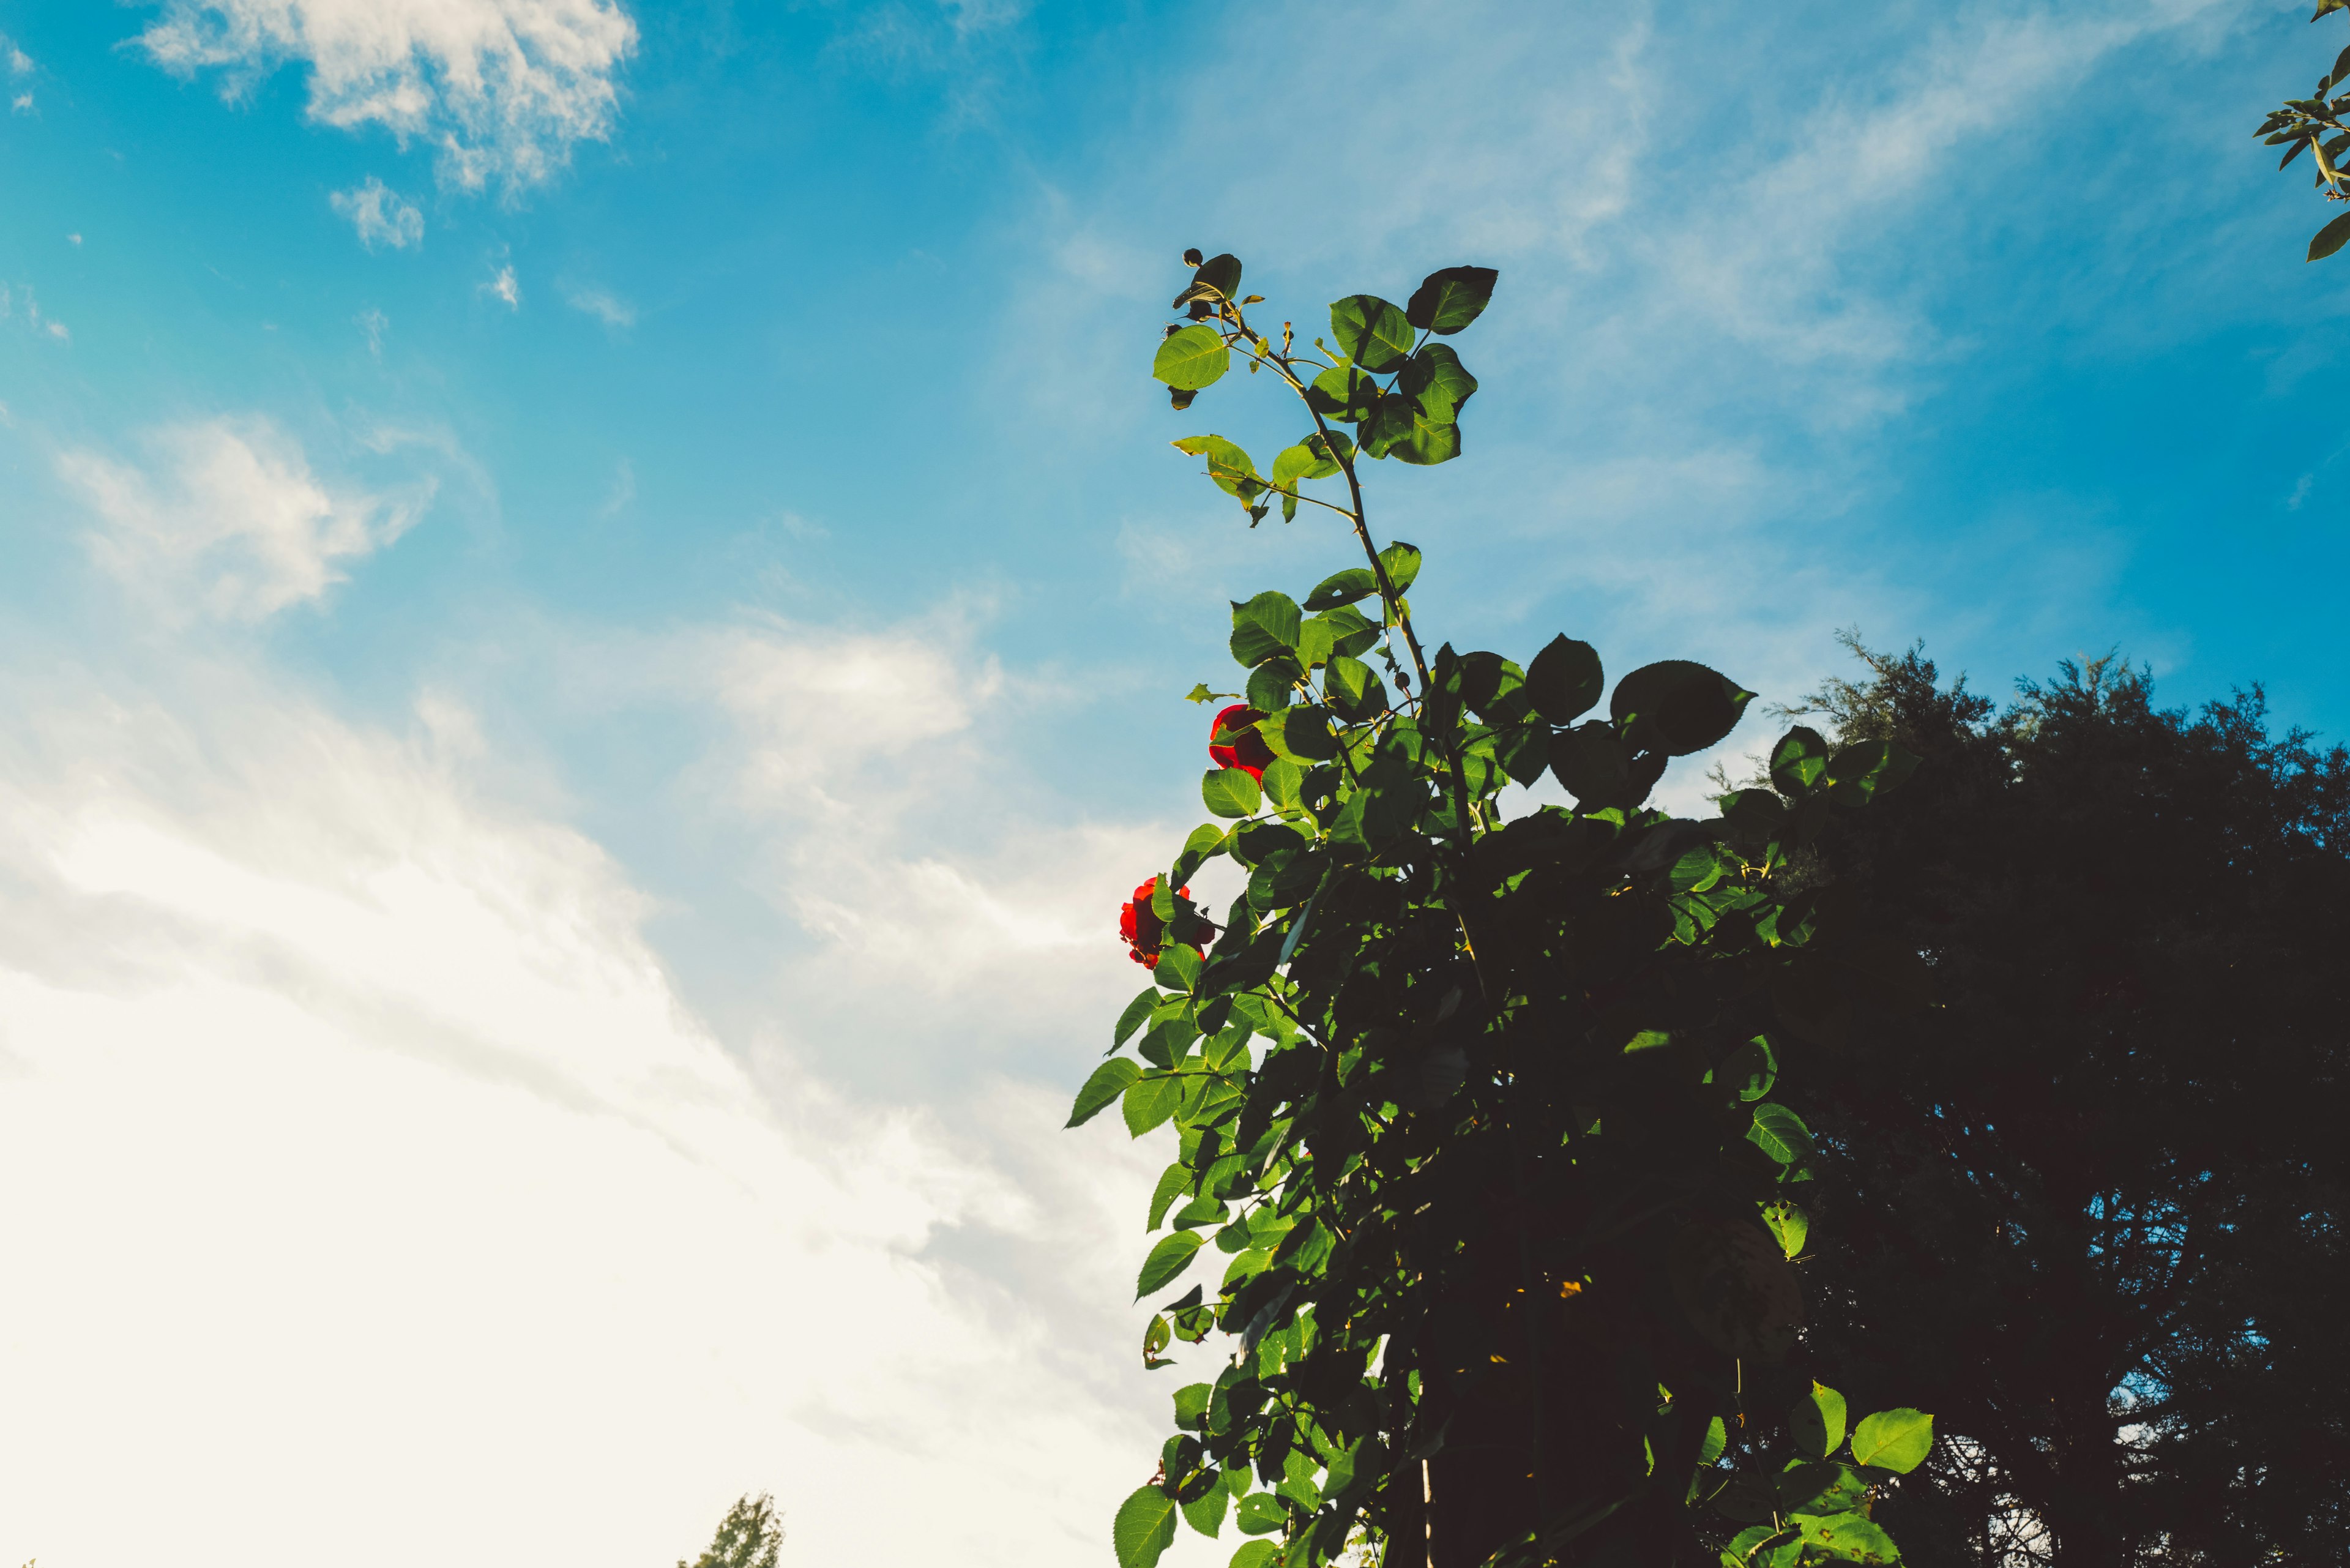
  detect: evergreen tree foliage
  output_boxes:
[679,1493,783,1568]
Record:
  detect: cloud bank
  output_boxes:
[137,0,638,190]
[0,664,1174,1568]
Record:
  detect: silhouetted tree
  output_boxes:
[1788,642,2350,1566]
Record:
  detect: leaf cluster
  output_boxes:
[2253,6,2350,259]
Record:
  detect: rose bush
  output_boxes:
[1074,249,1935,1568]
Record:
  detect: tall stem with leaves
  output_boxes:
[1072,249,1938,1568]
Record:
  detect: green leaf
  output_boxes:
[1399,343,1479,421]
[1718,1035,1777,1102]
[1389,412,1461,467]
[1154,326,1230,391]
[1783,1461,1867,1519]
[1173,824,1229,888]
[1611,660,1755,756]
[1404,265,1499,334]
[1323,655,1387,720]
[1171,1192,1227,1230]
[1229,1542,1278,1568]
[1204,767,1264,818]
[1796,1511,1901,1564]
[1153,943,1203,993]
[1329,294,1416,373]
[1791,1381,1848,1460]
[1135,1230,1207,1298]
[1174,253,1243,308]
[1173,1381,1214,1430]
[1115,988,1160,1049]
[1125,1073,1185,1138]
[1305,364,1378,424]
[1698,1414,1729,1467]
[1771,727,1832,796]
[1721,1525,1777,1567]
[1114,1484,1181,1568]
[1234,1493,1287,1536]
[1850,1408,1934,1474]
[1149,1162,1192,1229]
[1523,634,1603,724]
[1182,1480,1229,1539]
[1748,1102,1816,1166]
[1762,1200,1809,1261]
[1231,591,1303,656]
[1070,1059,1143,1128]
[1378,541,1422,594]
[1304,569,1379,611]
[1261,755,1305,812]
[1174,435,1263,499]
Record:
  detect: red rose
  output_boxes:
[1209,704,1276,782]
[1120,876,1216,966]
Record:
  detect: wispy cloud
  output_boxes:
[4,33,32,75]
[0,282,69,341]
[356,307,389,356]
[135,0,639,193]
[329,176,424,250]
[484,262,521,308]
[59,417,431,621]
[562,282,635,327]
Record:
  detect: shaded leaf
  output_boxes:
[1523,634,1603,724]
[1405,265,1499,334]
[1796,1383,1849,1462]
[1305,364,1378,424]
[1611,660,1755,756]
[1329,294,1416,373]
[1305,569,1379,611]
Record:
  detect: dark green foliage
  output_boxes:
[1791,641,2350,1566]
[1103,252,1937,1568]
[679,1494,782,1568]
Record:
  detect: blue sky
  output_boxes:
[0,2,2343,1565]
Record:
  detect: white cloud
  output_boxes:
[0,663,1178,1568]
[67,231,83,245]
[0,280,68,341]
[4,35,32,74]
[564,280,635,326]
[357,305,389,354]
[329,174,425,249]
[485,261,521,307]
[10,91,31,114]
[136,0,638,192]
[59,417,430,621]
